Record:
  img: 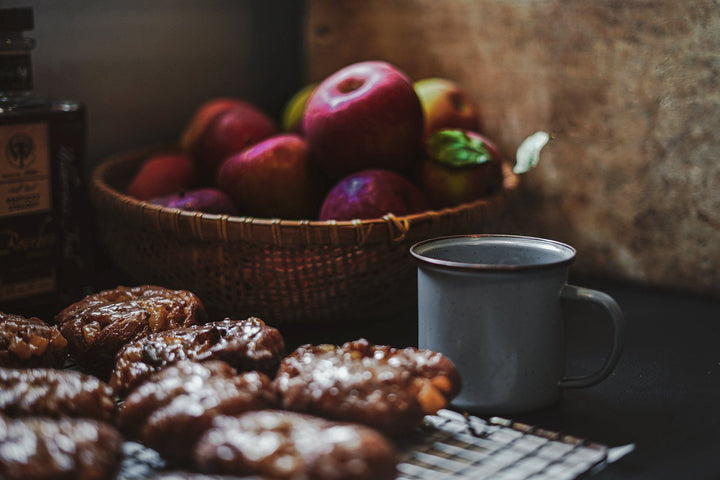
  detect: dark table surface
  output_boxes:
[515,278,720,479]
[281,277,720,479]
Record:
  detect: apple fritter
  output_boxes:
[0,312,67,368]
[274,338,461,433]
[55,285,206,373]
[110,317,284,396]
[0,415,122,480]
[194,410,397,480]
[119,360,276,464]
[0,367,115,422]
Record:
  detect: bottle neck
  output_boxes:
[0,34,35,93]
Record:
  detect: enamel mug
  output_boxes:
[411,235,626,414]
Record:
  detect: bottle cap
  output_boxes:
[0,8,34,32]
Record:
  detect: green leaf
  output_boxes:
[427,129,492,168]
[514,131,551,174]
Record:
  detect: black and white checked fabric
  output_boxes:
[397,410,607,480]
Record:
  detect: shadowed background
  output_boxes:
[2,0,305,164]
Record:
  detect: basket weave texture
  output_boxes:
[90,146,519,324]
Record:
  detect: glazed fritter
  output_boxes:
[0,312,67,368]
[274,338,461,433]
[193,410,397,480]
[55,285,206,372]
[0,415,122,480]
[0,367,115,422]
[119,360,277,464]
[110,317,284,396]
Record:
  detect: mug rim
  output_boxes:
[410,234,576,272]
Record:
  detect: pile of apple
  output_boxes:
[126,61,505,220]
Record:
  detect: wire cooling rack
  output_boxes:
[396,409,607,479]
[118,409,608,480]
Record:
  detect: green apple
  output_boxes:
[281,83,317,133]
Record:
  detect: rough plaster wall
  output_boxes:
[306,0,720,296]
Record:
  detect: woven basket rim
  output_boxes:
[91,145,519,247]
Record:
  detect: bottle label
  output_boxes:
[0,122,56,301]
[0,122,52,216]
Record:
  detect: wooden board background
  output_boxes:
[306,0,720,296]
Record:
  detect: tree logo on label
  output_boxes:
[6,133,36,170]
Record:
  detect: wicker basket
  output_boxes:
[90,146,519,324]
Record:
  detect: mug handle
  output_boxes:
[558,284,626,388]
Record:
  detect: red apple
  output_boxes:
[179,97,247,152]
[414,78,480,140]
[319,169,428,221]
[217,134,322,219]
[149,188,238,215]
[416,129,504,209]
[127,151,195,201]
[303,61,424,180]
[181,99,277,182]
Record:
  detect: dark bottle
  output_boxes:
[0,8,91,320]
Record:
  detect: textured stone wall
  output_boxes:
[307,0,720,296]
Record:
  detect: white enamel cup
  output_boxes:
[411,235,626,414]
